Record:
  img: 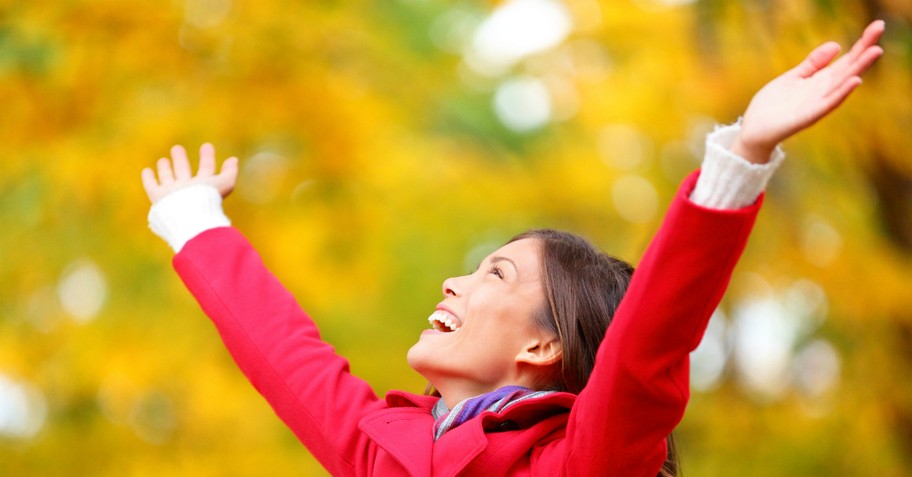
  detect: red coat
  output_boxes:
[173,172,761,476]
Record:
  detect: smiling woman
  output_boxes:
[407,237,550,407]
[140,21,883,477]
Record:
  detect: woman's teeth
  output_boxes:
[428,310,461,332]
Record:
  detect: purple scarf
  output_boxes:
[431,386,555,440]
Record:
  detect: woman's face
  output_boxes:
[407,238,551,401]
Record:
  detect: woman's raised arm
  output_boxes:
[142,147,385,476]
[544,21,885,476]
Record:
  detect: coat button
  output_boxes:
[497,420,517,431]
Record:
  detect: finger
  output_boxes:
[822,46,882,95]
[794,42,841,78]
[198,143,216,177]
[846,20,886,61]
[847,45,884,77]
[827,20,885,78]
[157,157,175,184]
[171,145,192,180]
[215,156,239,198]
[141,167,159,202]
[219,156,239,182]
[822,76,863,113]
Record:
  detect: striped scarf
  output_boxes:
[431,386,555,440]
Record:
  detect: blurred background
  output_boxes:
[1,0,910,475]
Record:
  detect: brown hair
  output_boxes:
[509,228,680,477]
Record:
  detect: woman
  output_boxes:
[141,21,884,477]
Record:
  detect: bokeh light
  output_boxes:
[464,0,573,77]
[0,374,46,440]
[2,1,909,475]
[56,259,107,324]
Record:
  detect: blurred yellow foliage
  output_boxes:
[1,0,910,475]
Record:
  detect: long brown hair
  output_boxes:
[510,228,680,477]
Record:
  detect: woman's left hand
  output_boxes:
[733,20,885,164]
[141,143,238,204]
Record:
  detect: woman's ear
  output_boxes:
[515,335,562,367]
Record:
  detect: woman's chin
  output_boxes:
[406,343,448,384]
[406,343,429,374]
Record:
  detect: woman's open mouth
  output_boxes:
[427,310,462,332]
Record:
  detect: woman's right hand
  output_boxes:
[141,143,239,204]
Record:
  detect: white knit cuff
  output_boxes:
[148,184,231,253]
[690,122,785,210]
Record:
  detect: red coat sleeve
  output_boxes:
[173,227,384,476]
[544,171,762,476]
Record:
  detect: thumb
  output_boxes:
[214,156,239,198]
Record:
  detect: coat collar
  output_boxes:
[358,406,435,477]
[384,389,438,409]
[358,390,576,477]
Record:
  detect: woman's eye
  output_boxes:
[488,266,504,279]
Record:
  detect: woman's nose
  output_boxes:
[442,276,461,297]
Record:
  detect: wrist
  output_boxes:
[690,122,785,210]
[147,184,231,253]
[730,134,776,165]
